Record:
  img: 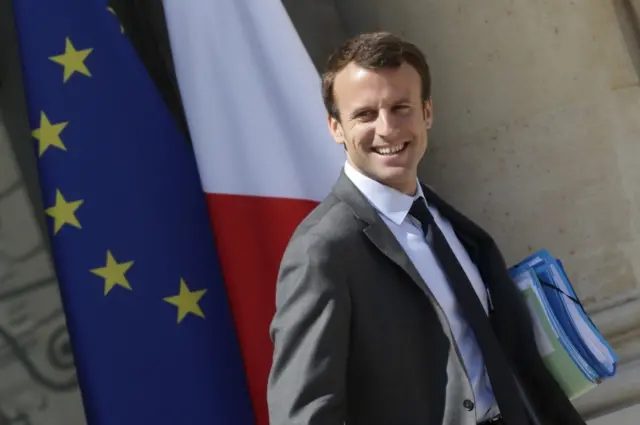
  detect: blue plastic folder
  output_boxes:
[508,249,618,399]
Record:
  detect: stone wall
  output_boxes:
[0,116,85,424]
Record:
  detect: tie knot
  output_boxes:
[409,198,434,233]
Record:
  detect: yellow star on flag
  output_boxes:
[49,37,93,83]
[45,189,83,234]
[90,250,134,295]
[163,279,207,324]
[32,111,68,157]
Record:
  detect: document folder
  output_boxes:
[508,249,618,399]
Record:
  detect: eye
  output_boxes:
[354,110,376,121]
[393,105,411,114]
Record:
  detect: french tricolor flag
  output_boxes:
[163,1,344,424]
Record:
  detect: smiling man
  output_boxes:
[267,32,586,425]
[327,55,429,196]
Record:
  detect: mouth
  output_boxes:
[372,142,409,156]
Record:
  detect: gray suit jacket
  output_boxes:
[267,171,586,425]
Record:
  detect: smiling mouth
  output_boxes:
[372,142,408,156]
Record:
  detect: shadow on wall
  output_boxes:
[282,0,349,73]
[613,0,640,82]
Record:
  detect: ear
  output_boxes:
[423,98,433,130]
[328,115,345,146]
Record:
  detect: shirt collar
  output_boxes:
[344,161,424,225]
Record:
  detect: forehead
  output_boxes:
[333,61,422,108]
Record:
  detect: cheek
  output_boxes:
[349,124,375,149]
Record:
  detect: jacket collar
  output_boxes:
[331,167,491,247]
[342,162,423,226]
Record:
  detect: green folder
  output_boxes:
[519,285,597,399]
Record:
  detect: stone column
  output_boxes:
[333,0,640,420]
[0,117,85,424]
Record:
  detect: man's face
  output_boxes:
[328,61,433,195]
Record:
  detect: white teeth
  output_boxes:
[375,144,405,155]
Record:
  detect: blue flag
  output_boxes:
[11,1,256,424]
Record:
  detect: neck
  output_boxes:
[382,175,417,196]
[344,160,418,196]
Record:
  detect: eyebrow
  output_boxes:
[349,106,373,119]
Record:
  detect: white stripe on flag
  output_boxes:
[163,0,343,202]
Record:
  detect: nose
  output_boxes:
[375,110,399,138]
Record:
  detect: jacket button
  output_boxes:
[463,399,475,411]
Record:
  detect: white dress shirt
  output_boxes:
[344,162,498,422]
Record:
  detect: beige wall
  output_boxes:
[588,403,640,425]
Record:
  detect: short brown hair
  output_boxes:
[321,31,431,120]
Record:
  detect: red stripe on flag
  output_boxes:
[205,192,318,425]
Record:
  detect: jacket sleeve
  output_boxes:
[267,233,351,425]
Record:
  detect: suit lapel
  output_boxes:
[331,170,509,311]
[362,223,431,297]
[333,170,526,368]
[420,184,524,348]
[331,171,435,300]
[420,184,504,281]
[332,170,524,356]
[420,183,490,245]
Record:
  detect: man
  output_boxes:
[267,31,586,425]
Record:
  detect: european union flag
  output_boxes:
[12,1,256,424]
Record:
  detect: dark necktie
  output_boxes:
[409,198,529,425]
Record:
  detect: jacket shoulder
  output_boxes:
[280,193,361,261]
[293,193,360,238]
